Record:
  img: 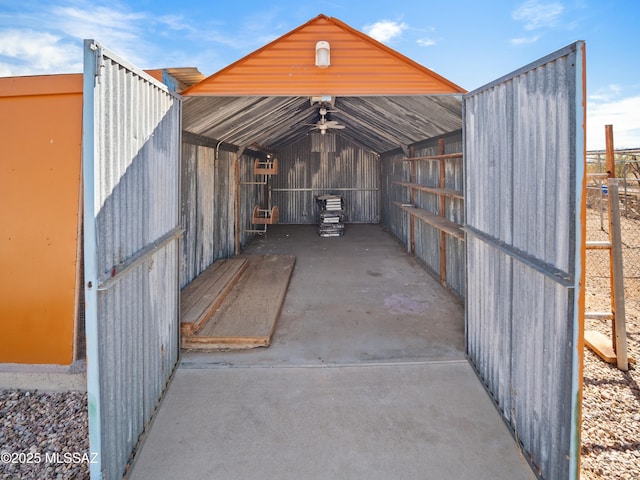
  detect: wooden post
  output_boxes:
[438,138,447,286]
[605,124,615,178]
[234,158,240,255]
[409,146,415,255]
[608,178,629,371]
[605,125,618,348]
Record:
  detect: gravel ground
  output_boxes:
[0,390,89,480]
[581,307,639,480]
[581,207,640,480]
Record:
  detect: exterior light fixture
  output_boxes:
[315,41,330,68]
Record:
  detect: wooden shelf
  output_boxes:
[252,205,279,225]
[395,153,463,162]
[394,202,464,240]
[393,182,463,199]
[254,158,277,175]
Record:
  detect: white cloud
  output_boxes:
[0,2,158,74]
[588,84,623,103]
[0,29,81,75]
[510,35,540,45]
[513,0,564,30]
[588,95,640,150]
[417,38,437,47]
[363,20,407,43]
[49,4,154,67]
[157,15,193,32]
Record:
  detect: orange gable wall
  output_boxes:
[184,15,465,96]
[0,74,83,365]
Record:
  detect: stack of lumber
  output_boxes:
[180,255,296,350]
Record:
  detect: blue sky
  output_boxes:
[0,0,638,149]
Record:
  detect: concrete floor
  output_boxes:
[128,224,536,480]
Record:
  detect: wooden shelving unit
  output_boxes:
[243,155,280,234]
[252,205,279,225]
[393,139,464,286]
[253,158,278,175]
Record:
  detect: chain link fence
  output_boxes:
[585,152,640,320]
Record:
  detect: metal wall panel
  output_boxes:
[271,133,380,224]
[464,42,585,479]
[83,40,181,480]
[381,151,409,243]
[381,132,465,297]
[180,143,237,287]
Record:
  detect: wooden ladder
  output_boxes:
[584,126,632,371]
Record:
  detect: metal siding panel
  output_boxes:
[180,144,198,287]
[180,144,238,286]
[381,151,410,248]
[464,43,584,480]
[382,135,465,291]
[272,133,379,224]
[196,146,215,272]
[84,41,181,480]
[445,236,465,297]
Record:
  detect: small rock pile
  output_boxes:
[0,390,89,480]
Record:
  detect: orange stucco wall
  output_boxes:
[0,74,83,365]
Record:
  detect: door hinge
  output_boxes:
[89,42,105,84]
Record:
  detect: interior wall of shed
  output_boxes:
[180,128,465,299]
[180,138,263,288]
[272,132,380,224]
[381,130,465,298]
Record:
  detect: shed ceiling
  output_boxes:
[182,94,463,154]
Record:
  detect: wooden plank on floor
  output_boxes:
[182,255,296,350]
[180,258,249,336]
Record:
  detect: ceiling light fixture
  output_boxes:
[315,41,330,68]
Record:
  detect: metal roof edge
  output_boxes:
[464,41,585,98]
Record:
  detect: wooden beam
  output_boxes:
[395,153,463,162]
[234,158,240,255]
[180,258,249,336]
[409,146,415,254]
[392,182,463,199]
[605,124,615,178]
[438,138,446,285]
[394,202,464,240]
[608,178,629,371]
[182,255,296,350]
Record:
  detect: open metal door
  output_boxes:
[82,40,182,479]
[464,42,586,479]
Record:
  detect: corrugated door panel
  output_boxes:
[83,40,182,480]
[464,42,585,480]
